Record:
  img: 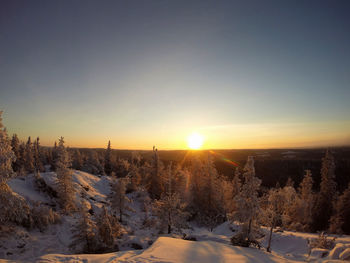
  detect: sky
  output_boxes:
[0,0,349,149]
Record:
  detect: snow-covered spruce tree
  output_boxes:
[10,133,21,172]
[82,150,104,175]
[0,111,31,226]
[96,206,121,251]
[146,146,164,199]
[225,167,241,215]
[153,164,189,234]
[72,149,83,171]
[313,149,337,231]
[33,137,44,173]
[50,141,58,171]
[329,182,350,234]
[56,136,76,214]
[262,188,285,252]
[296,170,315,231]
[200,154,226,231]
[280,184,298,229]
[231,156,261,246]
[0,111,16,184]
[24,136,35,173]
[70,206,97,253]
[126,161,141,193]
[104,140,113,176]
[110,177,131,223]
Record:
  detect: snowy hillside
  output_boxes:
[36,236,300,263]
[1,170,350,262]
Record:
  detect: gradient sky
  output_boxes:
[1,0,349,149]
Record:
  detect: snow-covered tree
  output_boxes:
[110,177,131,223]
[10,134,21,172]
[329,182,350,234]
[0,111,16,184]
[96,206,121,251]
[70,206,97,253]
[104,140,113,176]
[313,150,337,231]
[153,164,189,234]
[295,170,315,231]
[56,137,76,213]
[33,137,44,173]
[72,149,83,171]
[262,188,285,252]
[231,156,261,243]
[82,150,104,175]
[199,154,225,230]
[225,167,241,214]
[0,113,31,226]
[24,136,35,173]
[146,146,164,199]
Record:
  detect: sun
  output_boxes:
[187,132,204,150]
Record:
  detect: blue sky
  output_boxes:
[0,0,349,149]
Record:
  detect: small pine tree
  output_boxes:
[225,167,241,214]
[263,188,285,252]
[110,178,131,223]
[329,182,350,234]
[72,149,83,170]
[0,111,16,184]
[231,156,261,244]
[70,206,97,253]
[24,136,35,173]
[56,137,76,213]
[33,137,44,173]
[96,206,121,251]
[146,146,164,199]
[104,140,113,176]
[313,150,337,231]
[10,134,21,172]
[153,164,189,234]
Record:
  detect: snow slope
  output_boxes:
[2,171,350,262]
[35,237,299,263]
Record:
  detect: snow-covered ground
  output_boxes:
[1,171,350,262]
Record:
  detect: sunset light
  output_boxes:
[187,132,204,150]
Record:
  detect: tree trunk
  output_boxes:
[267,226,273,252]
[168,211,172,234]
[247,218,252,242]
[120,207,123,223]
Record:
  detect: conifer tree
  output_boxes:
[33,137,44,173]
[153,164,189,234]
[329,182,350,234]
[263,188,285,252]
[231,156,261,243]
[297,170,314,231]
[10,134,21,172]
[226,167,241,214]
[0,111,31,226]
[56,137,76,213]
[104,140,113,176]
[200,154,225,231]
[313,150,337,231]
[110,178,131,223]
[0,111,16,184]
[96,206,121,251]
[146,146,164,199]
[24,136,34,173]
[72,149,84,171]
[70,206,97,253]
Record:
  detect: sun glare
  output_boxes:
[187,132,204,150]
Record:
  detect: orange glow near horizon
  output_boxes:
[187,132,204,150]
